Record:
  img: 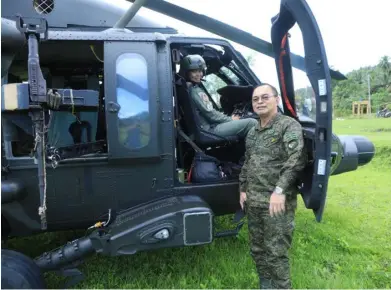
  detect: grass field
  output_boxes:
[3,118,391,289]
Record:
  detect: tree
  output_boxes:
[330,55,391,116]
[245,52,257,68]
[379,55,391,87]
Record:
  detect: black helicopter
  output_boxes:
[1,0,375,288]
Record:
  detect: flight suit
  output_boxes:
[189,84,258,138]
[238,112,307,289]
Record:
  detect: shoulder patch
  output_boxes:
[283,130,300,152]
[198,92,213,110]
[283,124,303,153]
[287,139,298,150]
[198,92,209,102]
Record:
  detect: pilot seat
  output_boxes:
[175,74,239,149]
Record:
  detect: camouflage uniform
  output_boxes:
[189,84,258,138]
[239,112,307,289]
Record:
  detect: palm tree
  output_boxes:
[379,56,391,87]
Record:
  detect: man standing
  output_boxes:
[239,83,307,289]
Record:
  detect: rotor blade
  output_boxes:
[114,0,149,29]
[127,0,346,80]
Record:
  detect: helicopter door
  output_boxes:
[270,0,332,222]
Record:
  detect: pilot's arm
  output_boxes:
[190,86,232,124]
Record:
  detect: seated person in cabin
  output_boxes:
[180,54,258,139]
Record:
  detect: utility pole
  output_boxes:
[368,73,371,115]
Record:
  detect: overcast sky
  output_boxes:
[134,0,391,89]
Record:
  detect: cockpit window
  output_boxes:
[220,66,240,85]
[203,61,248,108]
[203,73,226,108]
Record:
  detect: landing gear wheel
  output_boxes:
[1,216,10,242]
[1,249,46,289]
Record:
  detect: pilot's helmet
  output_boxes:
[180,54,207,78]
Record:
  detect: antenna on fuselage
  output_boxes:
[113,0,148,29]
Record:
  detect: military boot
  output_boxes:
[259,276,272,289]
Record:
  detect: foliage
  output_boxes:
[328,56,391,117]
[243,51,257,67]
[292,56,391,117]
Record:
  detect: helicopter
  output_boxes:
[1,0,375,288]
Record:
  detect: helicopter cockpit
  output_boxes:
[169,41,264,183]
[174,43,260,120]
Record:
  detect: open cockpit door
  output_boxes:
[271,0,332,221]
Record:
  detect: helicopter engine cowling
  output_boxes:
[34,195,214,272]
[331,135,375,176]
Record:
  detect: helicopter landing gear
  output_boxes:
[1,249,46,289]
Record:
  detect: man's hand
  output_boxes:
[240,192,247,210]
[232,114,240,120]
[269,192,286,217]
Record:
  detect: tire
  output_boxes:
[1,215,10,242]
[1,249,46,289]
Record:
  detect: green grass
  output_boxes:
[4,118,391,289]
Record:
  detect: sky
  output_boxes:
[128,0,391,90]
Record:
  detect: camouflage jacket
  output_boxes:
[239,113,307,205]
[189,84,232,130]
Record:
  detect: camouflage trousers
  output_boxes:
[247,204,296,289]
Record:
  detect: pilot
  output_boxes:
[180,54,258,139]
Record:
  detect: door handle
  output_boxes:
[107,101,121,113]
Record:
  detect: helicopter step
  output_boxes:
[214,209,246,238]
[35,195,214,273]
[214,220,245,238]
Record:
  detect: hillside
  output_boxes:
[296,55,391,117]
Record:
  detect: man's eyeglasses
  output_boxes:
[252,94,275,102]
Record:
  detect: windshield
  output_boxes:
[220,64,240,85]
